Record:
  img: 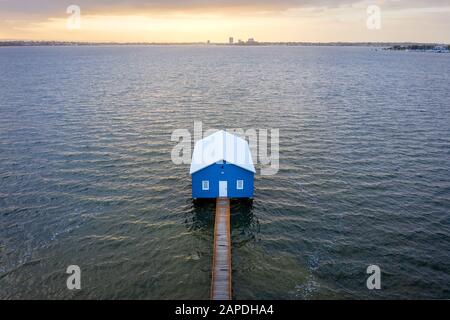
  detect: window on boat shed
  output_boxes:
[202,180,209,190]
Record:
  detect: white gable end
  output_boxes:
[190,130,255,174]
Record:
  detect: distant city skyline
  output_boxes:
[0,1,449,43]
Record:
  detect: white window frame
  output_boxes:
[202,180,209,191]
[236,180,244,190]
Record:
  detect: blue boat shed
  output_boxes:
[190,130,255,199]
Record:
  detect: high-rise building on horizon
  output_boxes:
[229,37,234,44]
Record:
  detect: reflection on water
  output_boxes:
[187,199,216,232]
[188,199,259,242]
[230,199,261,249]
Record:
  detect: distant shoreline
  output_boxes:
[1,40,449,48]
[384,44,450,53]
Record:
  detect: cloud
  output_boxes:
[1,0,450,19]
[0,0,339,16]
[1,0,449,43]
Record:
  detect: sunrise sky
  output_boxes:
[0,0,449,43]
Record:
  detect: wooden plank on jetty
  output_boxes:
[211,197,232,300]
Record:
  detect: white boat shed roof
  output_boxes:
[190,130,256,174]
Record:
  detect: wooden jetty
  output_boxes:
[210,198,232,300]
